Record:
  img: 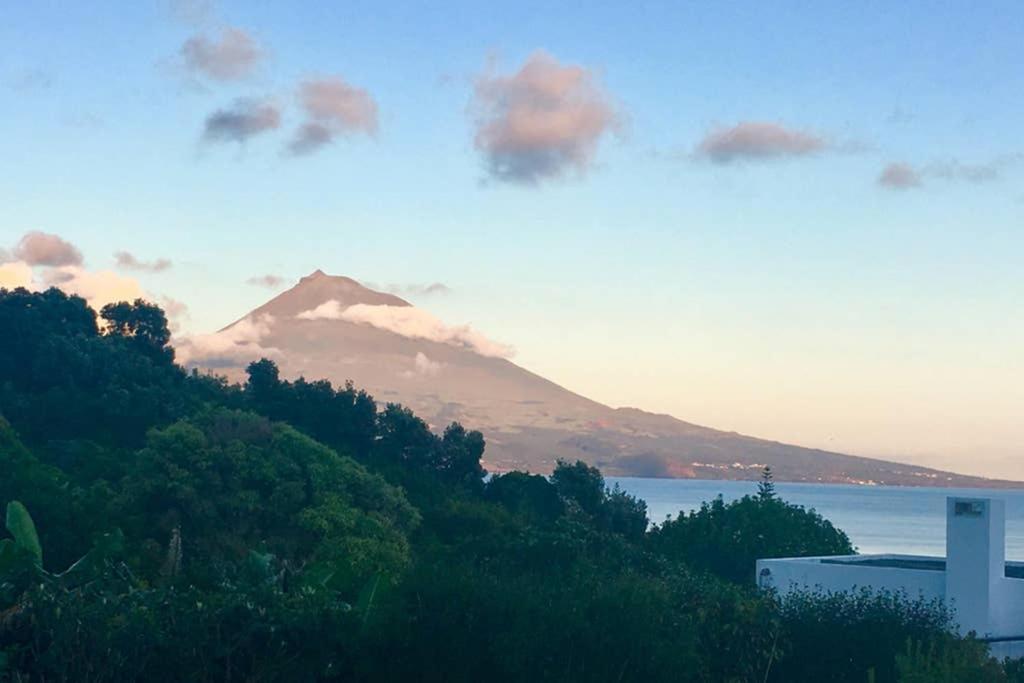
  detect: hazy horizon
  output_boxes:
[2,2,1022,479]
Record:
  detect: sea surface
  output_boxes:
[608,478,1024,560]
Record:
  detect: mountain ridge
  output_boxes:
[202,271,1023,488]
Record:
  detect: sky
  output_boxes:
[1,1,1022,478]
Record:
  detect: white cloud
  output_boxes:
[296,300,345,320]
[2,259,148,313]
[181,28,263,81]
[14,231,83,267]
[297,301,514,358]
[401,351,443,378]
[44,266,148,312]
[202,98,281,144]
[3,232,186,332]
[288,77,379,155]
[0,261,35,289]
[175,314,279,368]
[694,122,827,163]
[472,50,621,184]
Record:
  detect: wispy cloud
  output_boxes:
[287,77,379,155]
[247,274,285,288]
[365,281,452,297]
[202,98,281,144]
[114,250,172,273]
[926,159,1005,183]
[297,301,513,358]
[878,162,922,190]
[878,155,1019,190]
[159,295,190,333]
[181,28,263,81]
[14,231,83,267]
[694,121,827,163]
[166,0,215,26]
[472,50,621,184]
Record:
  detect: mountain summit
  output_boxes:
[203,272,1019,488]
[245,270,410,321]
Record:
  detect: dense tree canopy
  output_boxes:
[119,408,418,587]
[0,287,1019,682]
[649,493,854,583]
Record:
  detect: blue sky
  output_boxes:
[2,1,1022,477]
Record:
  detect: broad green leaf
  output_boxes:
[5,502,41,567]
[0,539,16,575]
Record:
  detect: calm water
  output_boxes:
[608,478,1024,560]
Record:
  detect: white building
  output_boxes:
[756,497,1024,659]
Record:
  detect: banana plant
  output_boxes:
[0,502,42,570]
[0,502,43,608]
[0,501,131,607]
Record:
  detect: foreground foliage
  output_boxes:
[0,287,1020,682]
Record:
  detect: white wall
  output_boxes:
[756,555,946,602]
[991,576,1024,638]
[756,498,1024,641]
[946,498,1005,636]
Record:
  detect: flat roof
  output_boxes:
[817,557,1024,579]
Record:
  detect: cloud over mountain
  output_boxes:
[695,122,827,163]
[402,351,443,378]
[297,301,513,358]
[202,98,281,143]
[181,28,263,81]
[176,314,279,367]
[14,231,83,267]
[472,50,620,184]
[288,77,378,155]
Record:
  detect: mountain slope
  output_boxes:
[200,271,1021,488]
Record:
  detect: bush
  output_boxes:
[649,493,853,583]
[770,588,954,682]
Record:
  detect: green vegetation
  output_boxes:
[0,286,1021,681]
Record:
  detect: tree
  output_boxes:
[757,466,776,501]
[439,423,486,490]
[602,484,649,540]
[245,358,283,411]
[485,472,563,523]
[550,459,606,516]
[101,299,174,362]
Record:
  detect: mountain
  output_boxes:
[199,271,1021,488]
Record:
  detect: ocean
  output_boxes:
[609,478,1024,560]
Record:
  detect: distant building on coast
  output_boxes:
[757,497,1024,659]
